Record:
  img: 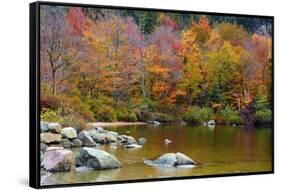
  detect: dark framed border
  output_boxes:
[29,1,274,189]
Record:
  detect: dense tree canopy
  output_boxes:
[40,6,272,128]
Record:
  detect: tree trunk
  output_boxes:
[52,69,56,95]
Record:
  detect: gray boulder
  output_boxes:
[176,152,196,165]
[145,152,196,166]
[48,123,62,133]
[89,130,117,144]
[61,127,77,139]
[41,133,62,144]
[40,121,49,132]
[40,143,48,152]
[71,138,82,147]
[76,147,121,169]
[138,137,147,145]
[78,131,96,147]
[42,148,73,172]
[61,138,73,148]
[152,153,177,165]
[118,135,137,144]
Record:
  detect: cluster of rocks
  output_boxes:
[77,126,144,149]
[40,122,146,173]
[40,122,196,174]
[41,146,121,173]
[40,122,82,151]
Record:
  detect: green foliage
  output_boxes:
[154,112,174,123]
[218,105,242,124]
[255,94,272,124]
[255,109,272,123]
[116,109,137,122]
[41,108,63,123]
[40,108,86,131]
[183,106,214,124]
[94,105,117,122]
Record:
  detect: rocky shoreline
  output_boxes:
[40,121,196,176]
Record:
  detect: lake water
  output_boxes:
[41,124,272,186]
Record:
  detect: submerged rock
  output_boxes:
[41,132,62,144]
[76,147,121,169]
[138,137,147,145]
[78,131,96,147]
[42,148,73,172]
[145,152,196,167]
[61,127,77,139]
[125,144,142,149]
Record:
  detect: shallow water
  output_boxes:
[41,124,272,185]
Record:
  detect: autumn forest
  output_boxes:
[40,5,273,130]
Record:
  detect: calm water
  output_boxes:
[41,124,272,185]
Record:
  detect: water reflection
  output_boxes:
[41,124,272,185]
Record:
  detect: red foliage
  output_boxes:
[66,7,86,36]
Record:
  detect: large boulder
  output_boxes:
[78,131,96,147]
[41,133,62,144]
[40,121,49,132]
[89,130,117,144]
[71,138,82,147]
[48,123,62,133]
[76,147,121,169]
[145,152,196,166]
[152,153,177,165]
[61,127,77,139]
[42,148,73,172]
[61,138,73,148]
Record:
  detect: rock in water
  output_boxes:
[145,152,196,167]
[207,120,215,126]
[61,127,77,139]
[71,138,82,147]
[152,153,177,165]
[61,138,73,148]
[89,130,117,144]
[41,133,62,144]
[175,152,196,165]
[138,137,147,145]
[40,121,49,132]
[48,123,62,133]
[42,148,73,172]
[76,147,121,169]
[78,131,96,147]
[164,139,172,144]
[125,144,142,149]
[118,135,137,144]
